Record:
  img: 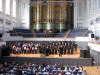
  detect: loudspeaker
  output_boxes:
[80,49,90,58]
[2,45,10,56]
[84,50,90,58]
[80,49,86,58]
[91,34,94,38]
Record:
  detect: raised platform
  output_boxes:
[0,48,93,66]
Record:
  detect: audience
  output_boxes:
[0,62,84,75]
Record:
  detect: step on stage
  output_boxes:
[0,49,93,66]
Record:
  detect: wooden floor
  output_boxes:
[83,66,100,75]
[10,49,80,58]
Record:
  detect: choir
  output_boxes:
[11,41,77,56]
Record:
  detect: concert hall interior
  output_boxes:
[0,0,100,75]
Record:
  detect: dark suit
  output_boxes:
[71,46,74,54]
[49,45,51,54]
[46,46,49,56]
[55,45,57,54]
[68,46,70,54]
[64,45,66,54]
[52,45,55,54]
[75,44,77,52]
[59,46,63,56]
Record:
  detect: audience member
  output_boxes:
[0,62,84,75]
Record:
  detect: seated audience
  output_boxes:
[0,62,84,75]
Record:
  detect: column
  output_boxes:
[36,0,42,31]
[2,0,6,32]
[16,0,21,28]
[10,0,13,30]
[59,0,66,32]
[47,0,51,30]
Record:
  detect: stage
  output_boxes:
[0,49,93,66]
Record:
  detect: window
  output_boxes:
[13,0,16,17]
[6,0,10,15]
[0,0,2,11]
[97,0,100,8]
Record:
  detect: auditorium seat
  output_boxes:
[8,29,34,37]
[0,62,84,75]
[7,28,91,38]
[7,28,68,37]
[67,29,90,38]
[54,32,66,37]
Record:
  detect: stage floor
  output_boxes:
[10,48,80,58]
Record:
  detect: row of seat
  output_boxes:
[8,29,67,37]
[0,62,84,75]
[67,29,89,38]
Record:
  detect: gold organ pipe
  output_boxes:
[31,0,72,30]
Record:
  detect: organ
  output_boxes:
[30,0,74,32]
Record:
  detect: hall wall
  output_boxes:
[0,0,30,34]
[87,0,100,38]
[1,0,99,33]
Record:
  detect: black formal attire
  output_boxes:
[64,45,66,55]
[59,46,63,56]
[52,45,55,54]
[75,44,77,52]
[71,46,74,54]
[49,45,51,54]
[39,46,43,54]
[55,46,57,54]
[68,46,70,54]
[46,47,49,56]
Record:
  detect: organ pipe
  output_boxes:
[30,0,73,32]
